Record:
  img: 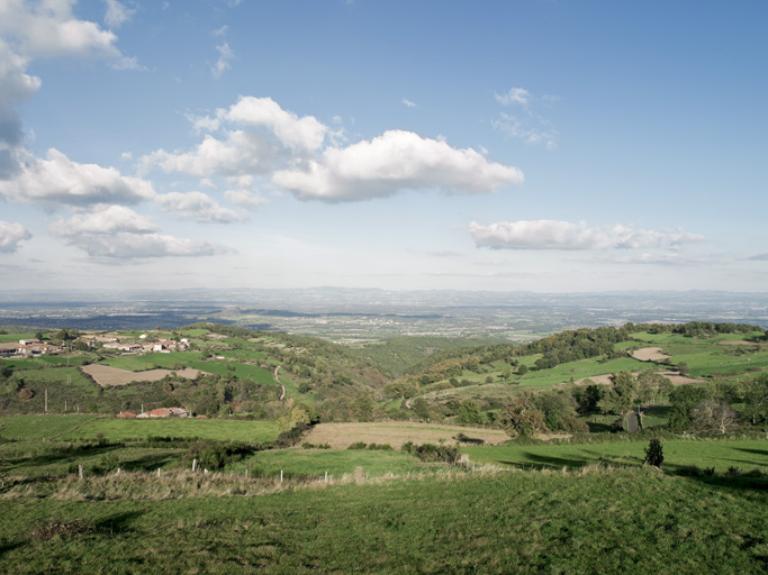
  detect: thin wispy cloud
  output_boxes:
[212,42,234,77]
[470,220,703,251]
[493,86,559,149]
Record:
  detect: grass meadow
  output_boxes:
[1,468,767,574]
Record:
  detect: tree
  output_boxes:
[668,386,710,430]
[598,372,638,415]
[456,400,484,425]
[500,395,548,437]
[692,399,736,435]
[412,398,431,422]
[535,391,588,433]
[744,375,768,425]
[644,438,664,468]
[517,364,529,376]
[573,383,602,415]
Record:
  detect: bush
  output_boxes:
[401,442,460,464]
[186,441,257,470]
[455,433,484,445]
[274,421,316,448]
[644,438,664,468]
[348,441,368,450]
[366,443,392,450]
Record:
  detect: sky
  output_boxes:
[0,0,766,293]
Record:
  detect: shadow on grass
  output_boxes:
[92,510,145,536]
[734,447,768,458]
[0,444,123,473]
[0,510,145,559]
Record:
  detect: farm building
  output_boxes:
[150,339,191,353]
[0,343,18,357]
[0,340,62,357]
[136,407,190,419]
[102,342,144,353]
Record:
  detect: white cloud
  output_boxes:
[0,220,31,252]
[142,130,281,177]
[0,0,134,66]
[104,0,134,29]
[273,129,523,202]
[224,189,267,208]
[212,42,233,77]
[469,220,703,250]
[0,1,136,175]
[494,87,530,107]
[49,204,227,259]
[749,253,768,262]
[144,97,521,204]
[143,97,328,177]
[157,191,242,223]
[0,148,155,205]
[219,96,328,152]
[401,98,417,108]
[50,204,156,236]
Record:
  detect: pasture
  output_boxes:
[0,468,767,574]
[463,437,768,473]
[0,415,281,443]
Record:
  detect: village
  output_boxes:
[0,332,191,359]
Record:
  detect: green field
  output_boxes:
[231,447,429,479]
[0,415,280,443]
[626,331,768,378]
[464,437,768,473]
[1,469,767,574]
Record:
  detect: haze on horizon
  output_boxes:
[0,0,766,293]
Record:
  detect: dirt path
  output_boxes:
[274,365,286,401]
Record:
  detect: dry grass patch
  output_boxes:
[630,347,670,362]
[81,364,205,387]
[303,421,508,449]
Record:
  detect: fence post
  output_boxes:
[78,464,84,480]
[324,471,328,483]
[192,458,197,473]
[280,469,283,483]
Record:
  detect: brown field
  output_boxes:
[630,347,671,362]
[660,371,703,385]
[81,364,205,387]
[575,370,700,386]
[303,421,509,449]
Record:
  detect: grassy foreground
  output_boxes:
[1,469,767,574]
[464,437,768,473]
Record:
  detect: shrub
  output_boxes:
[455,433,484,445]
[367,443,392,450]
[348,442,367,450]
[644,438,664,468]
[402,442,460,464]
[186,441,257,470]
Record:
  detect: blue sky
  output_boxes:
[0,0,766,291]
